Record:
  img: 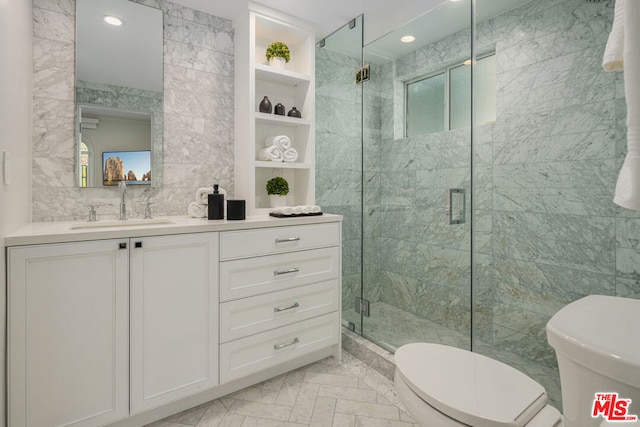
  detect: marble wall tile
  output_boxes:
[32,1,235,221]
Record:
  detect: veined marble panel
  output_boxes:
[616,277,640,299]
[315,133,362,173]
[493,187,615,216]
[494,211,614,246]
[493,160,616,190]
[33,37,74,72]
[315,96,362,137]
[164,15,233,54]
[493,258,615,316]
[380,171,416,206]
[33,6,74,43]
[493,232,614,275]
[497,73,615,117]
[493,130,616,165]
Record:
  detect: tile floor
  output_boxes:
[148,351,418,427]
[344,301,562,409]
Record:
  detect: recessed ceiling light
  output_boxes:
[401,35,416,43]
[103,15,124,26]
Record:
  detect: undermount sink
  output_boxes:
[70,218,174,230]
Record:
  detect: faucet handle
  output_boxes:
[143,202,153,219]
[87,204,98,222]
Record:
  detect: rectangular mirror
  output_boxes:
[75,0,163,188]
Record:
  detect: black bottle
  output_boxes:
[208,184,224,220]
[274,103,285,115]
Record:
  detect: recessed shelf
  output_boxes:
[255,63,310,85]
[255,161,311,169]
[255,112,311,127]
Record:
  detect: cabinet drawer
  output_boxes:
[220,222,340,260]
[220,247,339,302]
[220,280,339,343]
[220,312,340,384]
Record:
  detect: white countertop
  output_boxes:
[5,214,343,246]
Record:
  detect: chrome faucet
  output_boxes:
[118,181,128,220]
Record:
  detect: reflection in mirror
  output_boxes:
[75,0,163,188]
[78,105,153,187]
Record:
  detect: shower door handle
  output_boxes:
[446,188,466,225]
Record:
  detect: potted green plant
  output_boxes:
[265,41,290,69]
[266,176,289,208]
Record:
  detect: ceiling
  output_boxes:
[168,0,448,44]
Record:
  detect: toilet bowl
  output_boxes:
[395,295,640,427]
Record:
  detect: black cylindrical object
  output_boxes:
[208,184,224,220]
[226,200,246,220]
[274,103,285,115]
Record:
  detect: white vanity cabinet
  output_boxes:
[8,239,130,427]
[5,216,342,427]
[129,233,219,414]
[8,232,219,426]
[219,222,341,383]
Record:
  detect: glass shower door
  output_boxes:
[360,0,473,352]
[314,16,364,334]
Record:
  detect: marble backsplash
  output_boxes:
[32,0,234,221]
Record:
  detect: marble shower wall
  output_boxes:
[32,0,234,221]
[363,0,628,371]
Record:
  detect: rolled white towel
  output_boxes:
[265,135,291,151]
[258,145,284,162]
[283,147,299,163]
[302,205,312,214]
[281,206,295,215]
[310,205,322,213]
[293,205,304,215]
[196,186,227,205]
[188,201,206,218]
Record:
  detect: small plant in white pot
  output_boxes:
[266,176,289,208]
[266,41,290,69]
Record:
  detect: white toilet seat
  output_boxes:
[395,343,562,427]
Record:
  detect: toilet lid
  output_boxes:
[395,343,548,427]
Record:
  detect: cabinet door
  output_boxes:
[130,233,219,414]
[8,240,129,427]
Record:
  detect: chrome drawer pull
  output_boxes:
[274,337,299,350]
[274,302,299,313]
[274,267,299,276]
[275,237,300,243]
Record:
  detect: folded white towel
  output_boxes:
[196,186,227,205]
[258,145,284,162]
[265,135,292,151]
[603,0,625,71]
[613,0,640,210]
[271,205,322,215]
[283,147,299,162]
[188,201,206,218]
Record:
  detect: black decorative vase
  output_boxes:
[259,96,272,113]
[274,103,285,116]
[287,107,302,118]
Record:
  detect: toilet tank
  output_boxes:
[547,295,640,427]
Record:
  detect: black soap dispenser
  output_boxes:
[208,184,224,220]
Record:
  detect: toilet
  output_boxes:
[395,295,640,427]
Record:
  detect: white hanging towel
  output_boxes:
[603,0,625,71]
[610,0,640,210]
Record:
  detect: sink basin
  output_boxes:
[70,218,174,230]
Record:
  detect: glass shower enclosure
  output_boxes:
[317,0,621,412]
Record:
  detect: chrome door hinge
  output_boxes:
[355,297,370,317]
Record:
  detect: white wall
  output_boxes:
[0,0,33,422]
